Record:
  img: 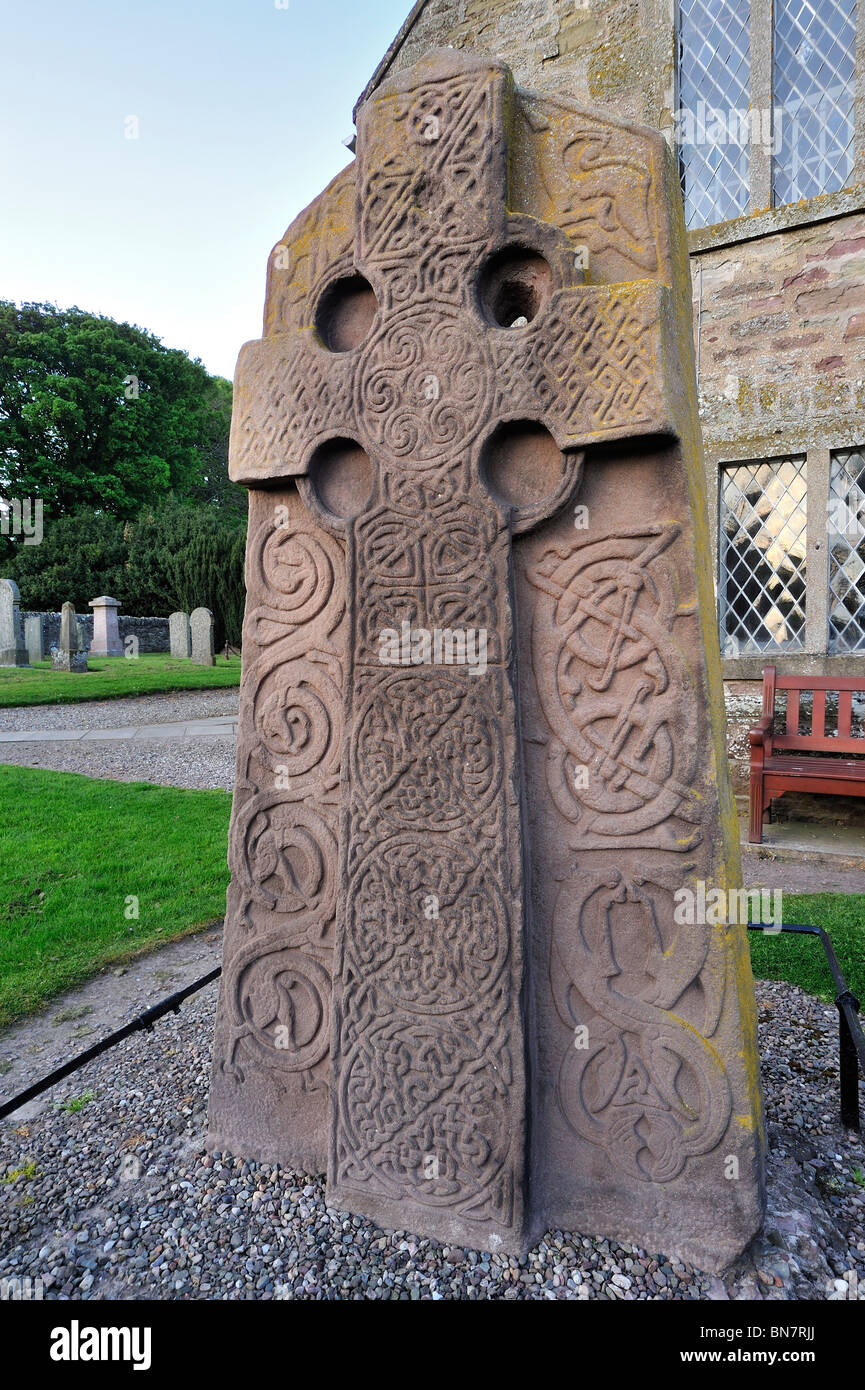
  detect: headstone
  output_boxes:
[190,608,214,666]
[208,50,765,1271]
[24,615,44,665]
[52,601,88,672]
[169,611,191,658]
[88,595,124,657]
[0,579,28,666]
[60,604,78,651]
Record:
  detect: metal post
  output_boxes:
[837,993,862,1132]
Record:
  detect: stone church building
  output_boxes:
[357,0,865,813]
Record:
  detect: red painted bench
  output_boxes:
[749,667,865,842]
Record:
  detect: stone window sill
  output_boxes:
[721,653,865,679]
[688,186,865,255]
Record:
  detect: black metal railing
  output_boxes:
[749,923,864,1131]
[1,926,862,1132]
[0,967,221,1122]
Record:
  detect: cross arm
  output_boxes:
[229,333,357,485]
[492,280,678,451]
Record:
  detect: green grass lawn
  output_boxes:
[748,892,865,1003]
[0,654,241,708]
[0,765,231,1027]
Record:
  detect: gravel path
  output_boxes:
[0,969,861,1301]
[0,931,223,1116]
[0,689,239,734]
[742,850,865,894]
[0,738,237,791]
[0,691,239,791]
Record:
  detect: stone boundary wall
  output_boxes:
[21,612,170,654]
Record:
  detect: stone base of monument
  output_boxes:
[89,642,124,658]
[51,650,88,673]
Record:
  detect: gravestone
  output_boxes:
[89,595,124,657]
[190,608,214,666]
[208,50,765,1271]
[52,602,87,672]
[24,615,44,665]
[0,579,28,666]
[169,611,191,658]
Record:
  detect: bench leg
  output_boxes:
[749,776,764,843]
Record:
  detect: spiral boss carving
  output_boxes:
[208,48,764,1270]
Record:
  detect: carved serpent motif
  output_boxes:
[552,869,731,1183]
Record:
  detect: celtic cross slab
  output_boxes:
[210,41,767,1273]
[225,51,677,1250]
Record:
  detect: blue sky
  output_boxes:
[0,0,412,379]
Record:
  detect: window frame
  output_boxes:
[827,444,865,653]
[676,0,753,228]
[718,452,809,659]
[713,443,865,677]
[675,0,865,231]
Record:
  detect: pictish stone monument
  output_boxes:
[88,595,124,657]
[0,579,28,667]
[24,615,44,666]
[208,51,765,1270]
[169,611,191,658]
[190,608,215,666]
[52,602,88,673]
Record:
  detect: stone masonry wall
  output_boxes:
[365,0,675,125]
[22,613,170,655]
[694,212,865,463]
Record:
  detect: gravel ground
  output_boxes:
[0,690,239,790]
[0,689,239,734]
[0,976,862,1301]
[0,738,237,792]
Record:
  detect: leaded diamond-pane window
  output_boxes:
[773,0,857,204]
[828,446,865,651]
[679,0,751,228]
[720,456,808,655]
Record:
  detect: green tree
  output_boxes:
[0,301,233,520]
[8,498,246,646]
[183,375,245,519]
[9,508,127,611]
[119,497,203,616]
[166,507,246,649]
[122,499,247,648]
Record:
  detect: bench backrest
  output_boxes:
[763,666,865,754]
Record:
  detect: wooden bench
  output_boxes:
[749,666,865,843]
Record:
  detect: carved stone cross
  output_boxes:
[209,50,764,1268]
